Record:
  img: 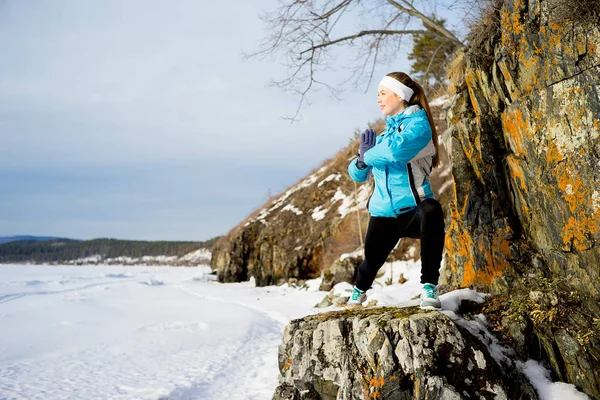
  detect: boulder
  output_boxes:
[319,255,360,291]
[273,306,536,399]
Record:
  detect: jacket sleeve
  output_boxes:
[363,118,432,167]
[348,158,371,183]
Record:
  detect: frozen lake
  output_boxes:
[0,264,327,400]
[0,263,587,400]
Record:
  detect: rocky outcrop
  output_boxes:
[318,255,361,292]
[444,0,600,397]
[273,306,536,399]
[211,148,372,286]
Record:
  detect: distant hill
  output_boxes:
[0,237,219,266]
[0,235,59,244]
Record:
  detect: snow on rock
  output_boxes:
[311,205,328,221]
[438,178,455,194]
[249,172,325,225]
[331,281,354,297]
[180,248,212,264]
[316,164,331,175]
[317,173,341,187]
[303,277,323,292]
[331,188,354,218]
[518,360,591,400]
[339,248,363,262]
[281,204,303,215]
[439,288,487,313]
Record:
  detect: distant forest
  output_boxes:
[0,237,220,263]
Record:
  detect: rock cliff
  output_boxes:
[443,0,600,396]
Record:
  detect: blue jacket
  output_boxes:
[348,105,436,217]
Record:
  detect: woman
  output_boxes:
[347,72,445,309]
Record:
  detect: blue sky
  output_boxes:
[0,0,467,241]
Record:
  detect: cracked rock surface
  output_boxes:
[273,307,535,400]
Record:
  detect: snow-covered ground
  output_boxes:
[0,262,590,400]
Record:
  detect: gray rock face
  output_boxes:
[443,0,600,396]
[273,307,535,400]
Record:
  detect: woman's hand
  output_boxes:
[358,129,376,162]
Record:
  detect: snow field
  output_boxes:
[0,263,590,400]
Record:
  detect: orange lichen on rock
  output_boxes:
[477,225,513,286]
[545,139,564,166]
[561,215,599,251]
[502,107,529,156]
[500,0,527,50]
[556,166,586,213]
[546,25,563,52]
[360,362,393,400]
[465,70,481,118]
[445,199,476,284]
[506,155,527,191]
[450,223,513,288]
[282,357,293,371]
[556,165,600,250]
[506,0,525,34]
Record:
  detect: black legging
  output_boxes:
[355,198,445,291]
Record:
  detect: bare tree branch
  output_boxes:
[312,0,353,20]
[246,0,468,120]
[386,0,465,47]
[300,29,427,55]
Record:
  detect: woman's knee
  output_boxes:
[418,199,444,227]
[419,198,441,215]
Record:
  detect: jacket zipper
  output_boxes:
[385,166,398,216]
[406,162,421,208]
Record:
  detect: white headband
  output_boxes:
[379,76,414,101]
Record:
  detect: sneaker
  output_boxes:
[420,283,441,309]
[347,286,366,306]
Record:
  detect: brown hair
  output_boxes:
[386,72,440,168]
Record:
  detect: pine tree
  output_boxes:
[408,18,459,92]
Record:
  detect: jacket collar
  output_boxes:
[385,104,423,130]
